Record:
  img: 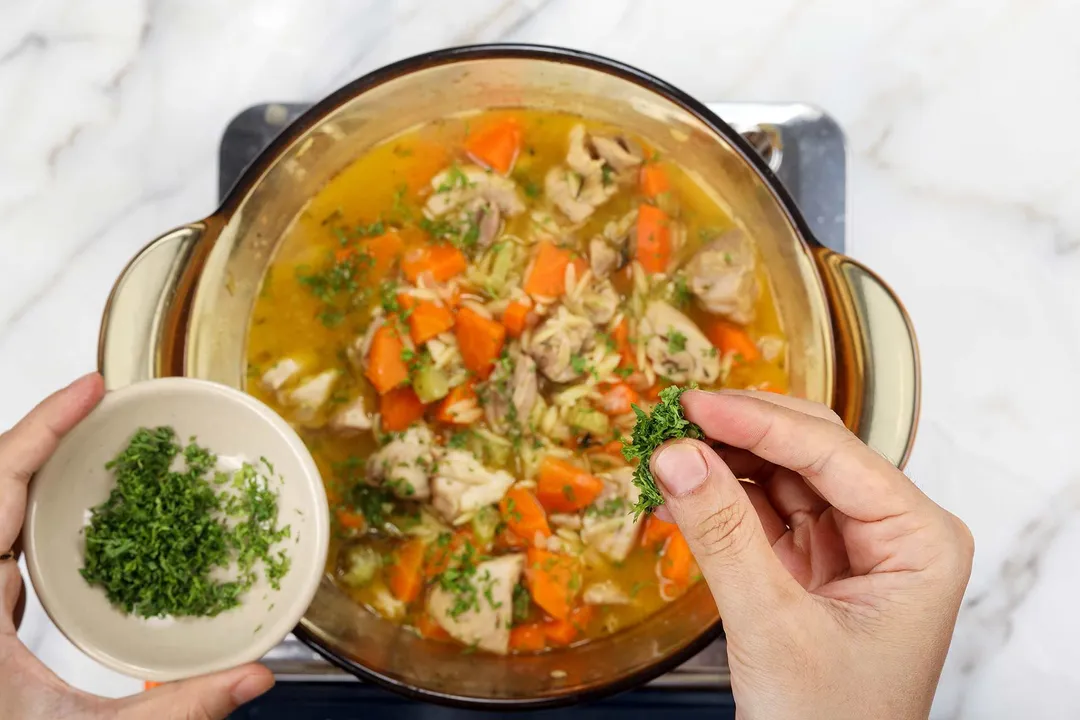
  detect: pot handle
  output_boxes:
[812,248,921,468]
[97,223,207,389]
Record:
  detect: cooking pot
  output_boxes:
[98,45,919,708]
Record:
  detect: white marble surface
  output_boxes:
[2,0,1079,716]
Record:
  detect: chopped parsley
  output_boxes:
[80,427,291,617]
[447,430,474,450]
[622,385,703,517]
[671,275,692,308]
[570,354,588,375]
[512,582,531,623]
[667,329,688,354]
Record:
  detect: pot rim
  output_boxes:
[206,43,828,708]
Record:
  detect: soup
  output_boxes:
[245,110,788,655]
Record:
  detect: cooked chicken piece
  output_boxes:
[589,237,620,279]
[431,449,515,524]
[566,274,619,326]
[329,396,372,434]
[566,124,604,177]
[428,554,524,654]
[641,301,721,385]
[684,231,759,324]
[547,125,626,223]
[261,357,303,392]
[549,513,583,531]
[367,426,436,501]
[371,585,407,621]
[757,335,785,363]
[525,306,594,383]
[544,167,598,224]
[425,165,525,218]
[583,580,632,606]
[484,347,539,432]
[591,135,644,172]
[287,369,339,421]
[581,467,642,563]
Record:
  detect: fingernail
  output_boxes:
[653,442,708,497]
[231,671,273,705]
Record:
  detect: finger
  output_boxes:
[650,439,802,623]
[0,563,20,634]
[0,373,104,551]
[114,664,274,720]
[653,505,674,524]
[705,389,845,425]
[741,481,787,545]
[680,391,924,522]
[758,469,830,527]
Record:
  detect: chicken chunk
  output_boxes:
[591,135,644,172]
[425,165,525,218]
[641,301,721,385]
[565,273,619,326]
[581,467,642,563]
[525,306,594,383]
[261,357,303,392]
[287,369,339,422]
[329,396,372,434]
[431,449,515,524]
[547,125,630,223]
[483,346,539,432]
[428,554,524,654]
[684,231,759,324]
[589,237,620,279]
[583,580,631,606]
[366,426,436,500]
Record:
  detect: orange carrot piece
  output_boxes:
[641,514,677,548]
[598,382,640,416]
[640,163,670,198]
[360,231,405,277]
[465,118,523,175]
[509,623,547,652]
[435,382,477,425]
[455,306,506,380]
[704,320,760,363]
[424,529,474,579]
[401,296,455,345]
[523,241,575,297]
[143,681,163,690]
[380,386,426,432]
[365,322,410,395]
[611,317,636,370]
[494,525,528,552]
[635,204,672,274]
[526,548,580,621]
[388,538,426,604]
[659,530,694,586]
[536,457,604,513]
[501,299,532,338]
[336,508,367,531]
[543,606,593,646]
[416,612,452,641]
[402,244,468,284]
[500,487,552,545]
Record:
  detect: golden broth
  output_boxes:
[245,109,788,653]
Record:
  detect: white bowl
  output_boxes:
[22,378,329,681]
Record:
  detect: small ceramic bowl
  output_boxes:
[22,377,329,682]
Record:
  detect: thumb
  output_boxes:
[114,664,274,720]
[650,439,800,624]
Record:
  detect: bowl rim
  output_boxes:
[21,376,330,682]
[215,43,785,708]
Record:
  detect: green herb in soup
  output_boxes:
[80,427,292,618]
[245,110,790,654]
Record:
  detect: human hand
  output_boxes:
[650,390,973,720]
[0,373,275,720]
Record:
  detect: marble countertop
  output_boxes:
[3,1,1079,717]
